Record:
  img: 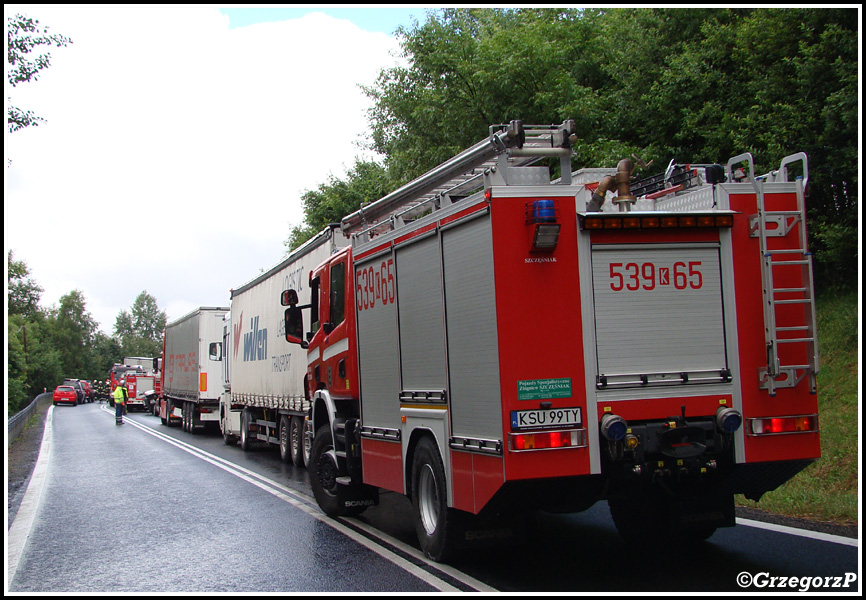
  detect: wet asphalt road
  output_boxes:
[7,402,442,593]
[7,402,861,593]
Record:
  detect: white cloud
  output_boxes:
[5,5,402,333]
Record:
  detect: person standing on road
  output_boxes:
[113,380,128,424]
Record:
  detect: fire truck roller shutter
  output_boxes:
[442,215,503,442]
[356,254,400,429]
[396,235,447,395]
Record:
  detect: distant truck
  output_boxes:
[109,363,148,411]
[158,307,229,432]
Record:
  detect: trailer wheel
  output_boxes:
[240,409,253,451]
[278,415,292,463]
[302,419,312,468]
[411,436,464,562]
[290,416,304,467]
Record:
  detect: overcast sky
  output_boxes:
[5,5,426,333]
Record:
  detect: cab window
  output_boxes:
[330,261,346,326]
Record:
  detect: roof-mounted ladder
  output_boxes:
[342,120,577,243]
[729,152,819,396]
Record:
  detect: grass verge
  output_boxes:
[736,289,859,526]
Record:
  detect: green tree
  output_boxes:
[7,12,73,132]
[114,290,167,358]
[8,250,44,319]
[48,290,99,378]
[286,8,857,290]
[285,159,392,251]
[7,253,64,412]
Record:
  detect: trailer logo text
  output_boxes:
[241,315,268,362]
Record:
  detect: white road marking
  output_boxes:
[7,406,54,584]
[737,518,858,547]
[102,407,497,592]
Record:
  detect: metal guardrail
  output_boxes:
[7,392,52,444]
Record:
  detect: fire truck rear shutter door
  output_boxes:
[591,244,727,383]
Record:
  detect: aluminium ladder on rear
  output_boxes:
[732,152,819,396]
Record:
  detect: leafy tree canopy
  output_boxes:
[7,12,73,132]
[114,290,167,358]
[285,8,857,290]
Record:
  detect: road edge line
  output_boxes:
[7,405,54,588]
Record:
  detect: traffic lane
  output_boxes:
[121,410,860,593]
[444,506,858,593]
[125,411,422,549]
[9,403,438,593]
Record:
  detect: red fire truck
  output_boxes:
[281,121,820,561]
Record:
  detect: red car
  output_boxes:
[53,385,78,406]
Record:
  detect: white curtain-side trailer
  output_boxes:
[219,224,349,464]
[159,307,229,432]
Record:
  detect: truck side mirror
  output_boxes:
[281,289,299,307]
[285,306,308,348]
[208,342,222,361]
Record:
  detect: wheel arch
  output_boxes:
[404,427,441,502]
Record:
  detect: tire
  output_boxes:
[278,415,292,463]
[302,419,312,468]
[309,425,366,518]
[608,491,722,544]
[411,436,464,562]
[240,409,253,451]
[290,416,304,467]
[188,403,197,435]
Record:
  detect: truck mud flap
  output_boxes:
[337,481,379,511]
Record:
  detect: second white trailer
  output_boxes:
[219,225,349,464]
[160,307,229,432]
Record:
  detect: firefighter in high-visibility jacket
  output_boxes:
[113,381,128,424]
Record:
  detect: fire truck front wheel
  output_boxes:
[411,436,465,563]
[309,425,367,518]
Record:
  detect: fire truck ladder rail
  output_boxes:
[342,121,578,242]
[734,152,818,396]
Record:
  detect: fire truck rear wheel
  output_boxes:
[309,425,366,518]
[608,491,720,544]
[411,436,464,562]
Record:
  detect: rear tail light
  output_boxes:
[509,429,586,451]
[747,414,818,436]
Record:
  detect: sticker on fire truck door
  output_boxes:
[511,407,582,430]
[517,378,572,400]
